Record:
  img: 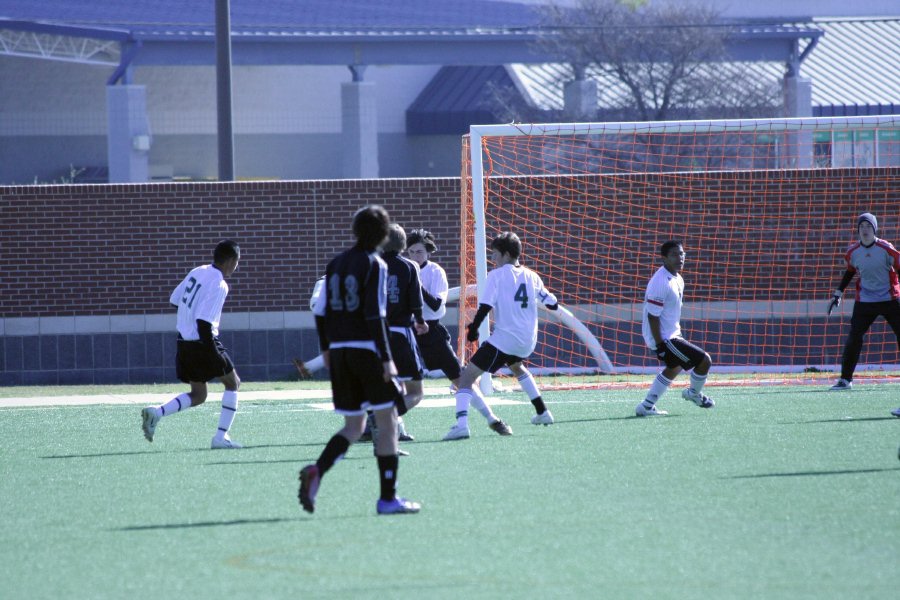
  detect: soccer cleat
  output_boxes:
[682,388,715,408]
[292,358,313,380]
[442,424,471,441]
[489,419,513,436]
[376,497,421,515]
[531,410,554,425]
[397,418,415,442]
[298,465,320,514]
[891,407,900,418]
[829,378,852,391]
[211,435,242,449]
[635,403,668,417]
[141,407,160,442]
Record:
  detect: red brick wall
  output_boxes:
[1,179,462,317]
[2,169,898,317]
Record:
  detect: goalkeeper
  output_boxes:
[636,241,715,417]
[826,213,900,394]
[445,232,559,441]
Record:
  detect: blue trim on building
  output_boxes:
[0,328,324,385]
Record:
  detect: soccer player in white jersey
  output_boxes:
[636,240,715,417]
[141,240,243,448]
[407,229,506,435]
[444,232,560,440]
[825,214,900,405]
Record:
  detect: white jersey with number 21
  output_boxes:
[482,263,557,357]
[170,264,229,341]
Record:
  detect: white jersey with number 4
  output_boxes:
[642,265,683,350]
[482,263,557,357]
[169,264,229,341]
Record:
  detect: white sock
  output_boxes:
[454,389,471,428]
[643,372,672,407]
[216,390,238,438]
[469,385,498,422]
[518,370,540,401]
[690,371,708,394]
[157,393,192,417]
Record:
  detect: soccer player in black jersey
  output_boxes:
[298,206,420,515]
[382,225,430,432]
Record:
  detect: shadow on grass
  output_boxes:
[552,415,684,424]
[114,517,300,531]
[725,466,900,479]
[206,455,369,466]
[42,441,329,459]
[779,416,897,425]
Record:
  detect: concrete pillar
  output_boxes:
[563,78,598,122]
[341,68,379,179]
[106,84,150,183]
[783,75,813,168]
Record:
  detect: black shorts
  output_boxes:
[389,328,425,382]
[175,338,235,384]
[657,337,707,370]
[416,320,462,380]
[469,342,527,374]
[328,347,403,415]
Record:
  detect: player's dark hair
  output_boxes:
[382,224,407,253]
[406,228,438,253]
[213,240,240,263]
[352,205,391,250]
[491,232,522,259]
[660,240,682,257]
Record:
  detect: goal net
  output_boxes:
[460,115,900,389]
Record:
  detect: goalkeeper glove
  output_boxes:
[466,322,480,343]
[827,290,842,315]
[655,342,668,361]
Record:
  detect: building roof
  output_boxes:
[0,0,544,38]
[408,17,900,133]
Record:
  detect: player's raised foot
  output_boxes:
[141,407,160,442]
[397,418,415,442]
[442,424,471,441]
[298,464,320,514]
[489,419,513,436]
[211,434,242,449]
[531,410,554,425]
[890,407,900,418]
[635,402,668,417]
[376,497,421,515]
[682,388,715,408]
[829,378,852,391]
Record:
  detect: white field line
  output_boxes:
[0,387,530,409]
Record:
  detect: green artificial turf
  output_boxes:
[1,383,898,599]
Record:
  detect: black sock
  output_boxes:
[376,454,399,502]
[394,397,408,417]
[531,396,547,415]
[316,434,351,477]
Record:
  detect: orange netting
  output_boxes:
[459,121,900,389]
